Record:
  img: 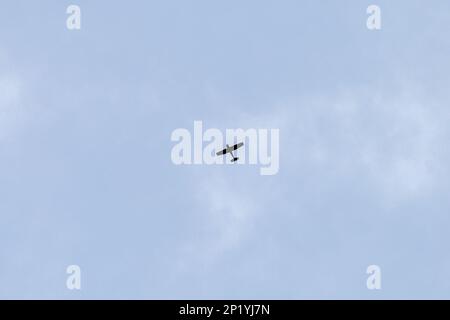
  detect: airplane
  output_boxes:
[216,142,244,162]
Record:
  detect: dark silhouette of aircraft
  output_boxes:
[216,142,244,162]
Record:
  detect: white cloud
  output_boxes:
[174,173,259,273]
[198,175,256,250]
[263,84,448,201]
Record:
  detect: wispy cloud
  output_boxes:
[173,172,260,277]
[266,83,450,203]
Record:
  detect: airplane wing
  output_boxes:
[232,142,244,150]
[216,142,244,156]
[216,148,227,156]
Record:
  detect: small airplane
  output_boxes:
[216,142,244,162]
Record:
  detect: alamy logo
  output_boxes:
[170,121,280,175]
[367,5,381,30]
[366,265,382,290]
[66,5,81,30]
[66,265,81,290]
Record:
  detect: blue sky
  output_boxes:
[1,1,450,299]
